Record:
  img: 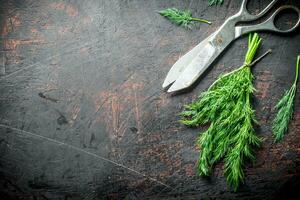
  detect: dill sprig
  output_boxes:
[180,33,268,191]
[272,55,300,142]
[209,0,224,6]
[158,8,211,29]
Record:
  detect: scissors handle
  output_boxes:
[235,5,300,37]
[239,0,279,21]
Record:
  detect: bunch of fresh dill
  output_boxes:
[180,33,270,191]
[159,8,211,29]
[272,55,300,142]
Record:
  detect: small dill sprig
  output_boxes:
[209,0,224,6]
[180,33,269,191]
[272,55,300,142]
[158,8,211,29]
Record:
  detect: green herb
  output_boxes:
[180,33,270,191]
[272,55,300,142]
[209,0,224,6]
[158,8,211,29]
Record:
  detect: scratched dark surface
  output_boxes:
[0,0,300,199]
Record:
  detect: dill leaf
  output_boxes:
[159,8,211,29]
[209,0,224,6]
[272,55,300,142]
[180,33,266,191]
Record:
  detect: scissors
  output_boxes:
[162,0,300,93]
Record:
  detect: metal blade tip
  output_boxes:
[162,80,173,89]
[167,82,187,93]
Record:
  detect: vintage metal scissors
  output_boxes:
[162,0,300,93]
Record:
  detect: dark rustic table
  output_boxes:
[0,0,299,199]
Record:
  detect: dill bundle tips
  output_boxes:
[158,8,211,29]
[180,33,270,191]
[272,55,300,142]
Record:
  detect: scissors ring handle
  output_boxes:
[269,5,300,33]
[235,5,300,37]
[239,0,279,21]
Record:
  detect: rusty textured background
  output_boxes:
[0,0,300,199]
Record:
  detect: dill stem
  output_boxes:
[293,55,300,85]
[191,17,212,25]
[287,85,296,102]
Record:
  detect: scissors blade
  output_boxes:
[162,33,215,89]
[166,15,237,93]
[167,40,218,93]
